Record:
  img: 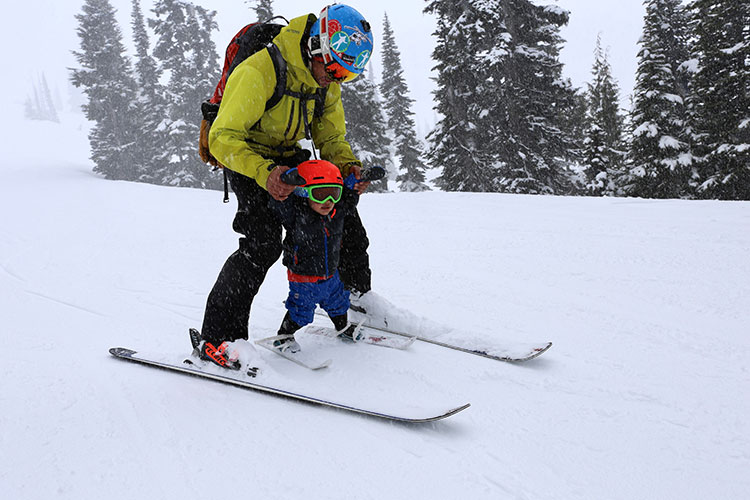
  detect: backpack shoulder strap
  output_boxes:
[265,43,287,112]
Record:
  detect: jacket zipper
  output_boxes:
[323,225,329,277]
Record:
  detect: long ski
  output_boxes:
[109,347,469,423]
[362,322,551,362]
[303,324,417,350]
[315,310,551,362]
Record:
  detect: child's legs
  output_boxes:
[319,272,350,319]
[285,281,319,327]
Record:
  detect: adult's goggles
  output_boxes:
[324,60,358,83]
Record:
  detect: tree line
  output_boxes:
[426,0,749,200]
[70,0,749,200]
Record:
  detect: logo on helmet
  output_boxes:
[330,31,350,54]
[345,25,372,47]
[327,19,342,34]
[354,50,371,70]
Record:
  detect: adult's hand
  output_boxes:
[267,165,296,201]
[348,165,370,194]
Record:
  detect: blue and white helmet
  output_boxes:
[308,4,374,82]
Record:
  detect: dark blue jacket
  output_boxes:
[269,191,355,279]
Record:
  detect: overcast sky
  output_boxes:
[4,0,646,132]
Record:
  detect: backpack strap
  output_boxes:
[265,44,287,112]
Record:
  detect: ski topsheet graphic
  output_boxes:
[109,347,470,423]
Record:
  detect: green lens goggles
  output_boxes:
[305,184,343,204]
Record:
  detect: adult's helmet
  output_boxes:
[308,4,374,82]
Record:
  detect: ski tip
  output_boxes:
[109,347,137,357]
[315,359,333,370]
[406,403,471,423]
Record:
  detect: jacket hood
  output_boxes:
[274,14,321,90]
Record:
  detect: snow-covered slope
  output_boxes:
[2,116,749,499]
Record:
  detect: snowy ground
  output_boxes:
[1,115,749,499]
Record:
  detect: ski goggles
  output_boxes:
[301,184,343,204]
[324,60,358,83]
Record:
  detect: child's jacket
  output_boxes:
[269,194,352,280]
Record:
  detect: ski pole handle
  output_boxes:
[280,168,306,186]
[344,165,386,189]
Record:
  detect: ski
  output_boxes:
[359,322,551,362]
[109,347,469,423]
[255,336,332,370]
[315,309,551,362]
[303,324,417,350]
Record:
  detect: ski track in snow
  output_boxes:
[2,115,750,499]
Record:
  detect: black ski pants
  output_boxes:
[201,162,371,345]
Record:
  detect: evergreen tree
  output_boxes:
[150,0,222,189]
[24,74,60,122]
[247,0,274,21]
[131,0,167,183]
[71,0,139,181]
[426,0,575,194]
[581,36,625,195]
[341,69,391,192]
[424,0,488,191]
[687,0,749,200]
[379,13,429,192]
[560,88,588,165]
[626,0,691,199]
[23,95,37,121]
[38,74,60,123]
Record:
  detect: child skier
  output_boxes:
[269,159,360,353]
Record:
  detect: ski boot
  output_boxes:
[330,315,364,343]
[188,328,241,371]
[271,334,301,354]
[348,290,368,314]
[272,313,303,353]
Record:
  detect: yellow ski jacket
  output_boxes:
[208,14,361,190]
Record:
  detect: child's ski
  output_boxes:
[255,336,332,370]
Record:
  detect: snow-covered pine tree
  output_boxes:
[341,69,391,192]
[379,13,429,192]
[130,0,167,184]
[581,36,625,195]
[150,0,221,189]
[626,0,691,199]
[38,74,60,123]
[426,0,575,194]
[687,0,749,200]
[247,0,274,22]
[424,0,488,191]
[24,74,60,122]
[71,0,140,181]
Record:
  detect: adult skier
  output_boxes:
[196,4,375,369]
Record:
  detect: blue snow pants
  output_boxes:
[285,272,350,326]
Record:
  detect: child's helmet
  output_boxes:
[308,4,374,82]
[296,160,343,187]
[293,160,344,203]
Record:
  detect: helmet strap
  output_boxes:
[316,6,334,65]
